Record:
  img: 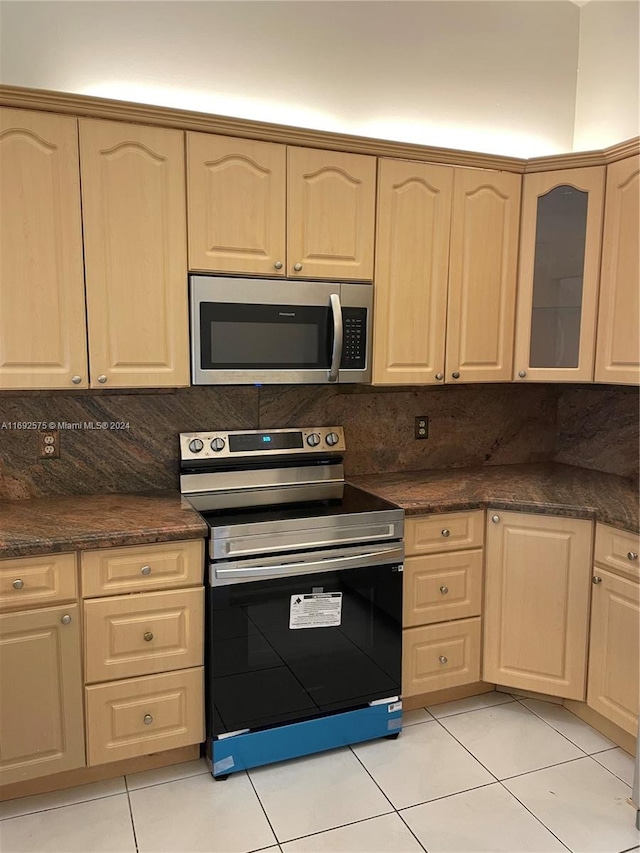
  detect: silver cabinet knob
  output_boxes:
[592,576,602,584]
[293,263,303,272]
[143,632,153,642]
[439,585,449,595]
[143,714,153,725]
[492,514,500,523]
[439,655,448,665]
[451,372,460,379]
[12,579,24,590]
[441,529,450,538]
[435,373,444,381]
[627,551,638,561]
[274,261,283,270]
[97,375,107,384]
[60,614,72,625]
[71,375,82,385]
[140,565,151,576]
[518,370,527,378]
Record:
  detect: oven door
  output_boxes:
[208,544,403,737]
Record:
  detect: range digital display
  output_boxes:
[228,432,304,452]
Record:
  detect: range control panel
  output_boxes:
[180,426,346,461]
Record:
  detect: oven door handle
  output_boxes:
[328,293,343,383]
[213,546,404,583]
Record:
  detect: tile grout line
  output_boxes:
[245,770,281,849]
[496,779,573,853]
[513,697,607,758]
[123,775,140,853]
[0,789,126,823]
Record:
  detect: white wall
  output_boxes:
[574,0,640,150]
[0,0,581,156]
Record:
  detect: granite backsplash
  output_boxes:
[0,382,636,500]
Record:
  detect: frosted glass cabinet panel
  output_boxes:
[514,167,605,382]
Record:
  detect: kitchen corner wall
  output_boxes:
[0,383,636,501]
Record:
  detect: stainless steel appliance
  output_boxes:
[189,276,372,385]
[179,426,404,778]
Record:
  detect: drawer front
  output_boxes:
[0,553,77,612]
[404,550,483,627]
[85,667,204,766]
[84,587,204,683]
[405,511,484,556]
[402,617,481,697]
[594,524,640,582]
[81,539,204,597]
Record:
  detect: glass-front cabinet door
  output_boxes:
[514,167,605,382]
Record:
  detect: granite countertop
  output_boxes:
[350,463,639,534]
[0,492,208,559]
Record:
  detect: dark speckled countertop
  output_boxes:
[0,492,207,559]
[350,463,639,534]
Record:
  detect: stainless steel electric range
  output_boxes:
[179,425,404,778]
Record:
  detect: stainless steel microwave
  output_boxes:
[190,276,373,385]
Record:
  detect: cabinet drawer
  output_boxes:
[404,550,483,627]
[85,667,204,765]
[405,511,484,556]
[402,617,481,697]
[594,524,640,582]
[84,587,204,683]
[0,553,77,613]
[81,539,204,597]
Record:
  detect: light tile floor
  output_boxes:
[0,693,638,853]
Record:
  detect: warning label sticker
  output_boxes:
[289,592,342,629]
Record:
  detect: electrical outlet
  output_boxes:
[38,430,60,459]
[414,416,429,440]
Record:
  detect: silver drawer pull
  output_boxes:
[441,529,450,538]
[440,586,449,595]
[439,655,448,665]
[627,551,638,561]
[140,565,151,576]
[60,614,72,624]
[143,632,153,642]
[592,576,602,585]
[143,714,153,725]
[12,579,24,590]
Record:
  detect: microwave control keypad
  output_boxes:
[340,308,367,370]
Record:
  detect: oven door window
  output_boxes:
[209,563,402,735]
[200,302,332,370]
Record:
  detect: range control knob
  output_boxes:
[210,437,226,452]
[188,438,204,453]
[306,433,321,447]
[325,432,340,447]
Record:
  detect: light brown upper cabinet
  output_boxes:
[0,108,88,390]
[187,133,286,276]
[373,160,520,385]
[80,120,189,388]
[514,167,605,382]
[373,158,452,384]
[187,138,376,281]
[594,156,640,385]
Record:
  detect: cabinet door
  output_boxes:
[80,120,189,388]
[483,512,592,699]
[287,147,376,280]
[0,108,88,390]
[587,569,639,735]
[373,159,452,384]
[446,169,521,383]
[187,133,286,276]
[594,156,640,385]
[0,604,85,785]
[514,167,605,382]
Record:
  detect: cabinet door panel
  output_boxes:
[446,169,520,383]
[514,167,605,382]
[403,617,481,697]
[187,133,286,275]
[80,120,189,388]
[0,604,85,784]
[0,108,88,390]
[288,147,376,280]
[404,550,483,627]
[373,159,452,384]
[594,156,640,385]
[0,553,77,613]
[484,512,592,699]
[587,570,639,735]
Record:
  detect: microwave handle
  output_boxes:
[328,293,343,383]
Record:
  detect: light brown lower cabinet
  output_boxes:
[0,604,85,785]
[403,617,482,697]
[483,511,593,700]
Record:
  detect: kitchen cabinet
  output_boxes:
[514,167,605,382]
[80,119,189,388]
[483,511,592,700]
[0,108,88,390]
[373,160,520,385]
[187,137,376,281]
[594,155,640,385]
